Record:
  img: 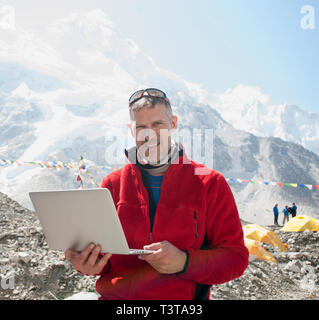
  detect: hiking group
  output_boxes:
[273,203,297,226]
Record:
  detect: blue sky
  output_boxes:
[6,0,319,113]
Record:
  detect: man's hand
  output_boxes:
[138,240,187,274]
[65,243,112,276]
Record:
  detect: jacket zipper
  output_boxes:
[143,165,173,246]
[149,232,153,244]
[194,210,199,238]
[138,162,176,246]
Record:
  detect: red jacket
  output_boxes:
[95,151,249,300]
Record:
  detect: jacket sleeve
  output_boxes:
[178,173,249,285]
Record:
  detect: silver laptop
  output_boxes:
[29,188,154,255]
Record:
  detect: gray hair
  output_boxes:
[129,97,173,121]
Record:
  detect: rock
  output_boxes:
[287,252,303,260]
[64,292,99,300]
[300,275,317,291]
[0,258,10,264]
[301,264,315,276]
[17,252,32,264]
[284,260,303,273]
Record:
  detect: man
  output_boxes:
[65,88,249,300]
[291,203,297,218]
[273,203,279,226]
[282,205,290,225]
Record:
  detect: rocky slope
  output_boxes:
[0,192,318,300]
[212,223,319,300]
[0,192,95,300]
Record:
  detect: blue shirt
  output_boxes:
[283,208,289,216]
[144,172,164,208]
[273,206,279,215]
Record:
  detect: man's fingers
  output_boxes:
[141,241,170,261]
[95,253,112,270]
[87,245,101,266]
[65,249,76,261]
[78,243,95,264]
[143,242,163,251]
[139,248,165,262]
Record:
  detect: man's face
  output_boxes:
[128,103,178,164]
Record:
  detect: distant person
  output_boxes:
[291,203,297,217]
[273,203,279,226]
[282,205,290,225]
[287,206,293,216]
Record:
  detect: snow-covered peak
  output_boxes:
[214,84,270,108]
[48,9,117,48]
[0,9,211,107]
[9,82,32,99]
[63,9,115,28]
[46,9,154,73]
[212,84,319,155]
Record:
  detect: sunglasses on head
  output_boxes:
[129,88,170,107]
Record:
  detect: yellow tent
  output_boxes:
[281,215,319,232]
[244,238,277,263]
[243,224,288,252]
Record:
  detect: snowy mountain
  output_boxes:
[174,96,319,224]
[211,84,319,156]
[0,9,318,226]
